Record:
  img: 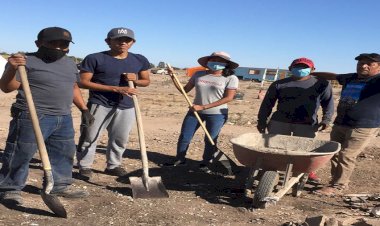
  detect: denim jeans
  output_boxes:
[176,111,228,163]
[0,108,75,192]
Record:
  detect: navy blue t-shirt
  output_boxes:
[80,51,150,109]
[335,73,380,128]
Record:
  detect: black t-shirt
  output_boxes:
[335,73,380,128]
[258,76,334,125]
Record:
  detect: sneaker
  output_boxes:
[104,166,128,177]
[51,186,89,198]
[0,191,23,205]
[307,172,321,184]
[199,164,211,174]
[160,159,187,167]
[79,168,93,179]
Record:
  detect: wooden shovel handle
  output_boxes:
[167,64,215,145]
[128,80,150,179]
[18,66,51,170]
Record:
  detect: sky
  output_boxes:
[0,0,379,73]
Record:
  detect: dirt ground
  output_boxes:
[0,72,379,226]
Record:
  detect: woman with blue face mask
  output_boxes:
[162,52,239,173]
[257,57,335,184]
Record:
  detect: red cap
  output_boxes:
[290,57,314,68]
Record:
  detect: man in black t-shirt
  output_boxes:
[312,53,380,196]
[257,57,334,183]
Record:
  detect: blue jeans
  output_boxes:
[176,111,228,163]
[0,108,75,192]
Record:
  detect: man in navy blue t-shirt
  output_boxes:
[76,27,150,179]
[312,53,380,196]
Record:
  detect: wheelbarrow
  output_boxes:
[230,133,341,208]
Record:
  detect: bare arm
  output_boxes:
[134,70,150,87]
[0,54,25,93]
[73,83,88,111]
[79,70,138,96]
[169,76,194,93]
[311,72,337,80]
[167,66,194,94]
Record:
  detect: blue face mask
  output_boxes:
[291,67,311,77]
[207,61,226,71]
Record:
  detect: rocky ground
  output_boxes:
[0,72,379,225]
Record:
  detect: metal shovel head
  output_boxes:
[210,149,238,175]
[129,176,169,199]
[41,192,67,218]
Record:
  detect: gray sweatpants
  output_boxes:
[77,104,135,170]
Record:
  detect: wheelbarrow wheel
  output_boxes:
[253,171,279,208]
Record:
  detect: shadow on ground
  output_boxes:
[73,146,252,208]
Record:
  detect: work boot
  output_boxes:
[0,191,23,205]
[104,166,128,177]
[79,168,93,180]
[307,172,321,184]
[51,186,89,198]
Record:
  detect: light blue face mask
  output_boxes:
[207,61,227,71]
[291,67,311,77]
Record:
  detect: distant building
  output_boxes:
[234,67,290,82]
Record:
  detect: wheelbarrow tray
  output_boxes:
[230,133,341,173]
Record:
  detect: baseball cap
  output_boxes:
[355,53,380,62]
[198,51,239,69]
[37,27,73,43]
[107,27,135,41]
[290,57,314,68]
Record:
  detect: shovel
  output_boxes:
[18,66,67,218]
[167,64,238,175]
[127,79,169,199]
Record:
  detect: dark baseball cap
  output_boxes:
[107,27,135,41]
[37,27,73,43]
[355,53,380,62]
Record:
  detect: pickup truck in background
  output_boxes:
[150,68,168,75]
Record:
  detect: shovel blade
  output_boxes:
[209,149,238,175]
[41,192,67,218]
[129,176,169,199]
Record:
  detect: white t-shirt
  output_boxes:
[189,71,239,114]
